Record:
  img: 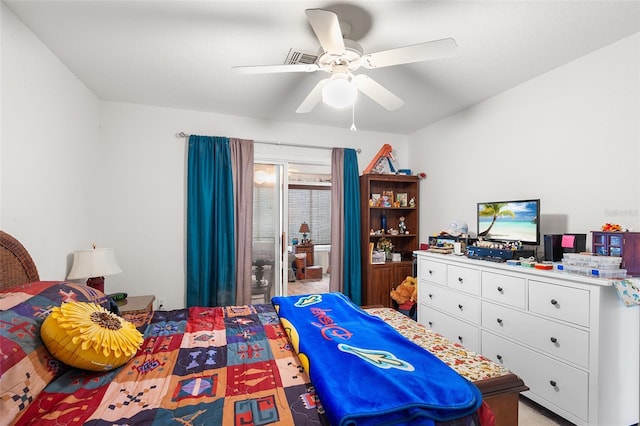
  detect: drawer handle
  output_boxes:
[550,337,558,343]
[496,318,503,325]
[497,286,503,292]
[550,299,558,305]
[496,354,503,361]
[428,321,433,327]
[458,277,463,283]
[458,336,463,342]
[428,293,433,299]
[458,304,463,310]
[549,380,557,387]
[428,270,434,275]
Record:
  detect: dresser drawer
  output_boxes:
[529,280,590,327]
[482,331,588,422]
[481,271,526,309]
[422,284,480,325]
[446,265,480,295]
[419,306,480,353]
[482,301,589,368]
[419,258,447,286]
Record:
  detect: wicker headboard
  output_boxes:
[0,230,40,291]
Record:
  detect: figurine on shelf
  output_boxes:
[409,197,416,208]
[398,216,408,234]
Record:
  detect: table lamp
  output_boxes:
[299,222,310,244]
[67,245,122,293]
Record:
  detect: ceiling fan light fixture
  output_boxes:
[322,75,357,109]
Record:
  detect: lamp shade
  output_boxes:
[322,76,357,109]
[299,222,310,234]
[67,248,122,280]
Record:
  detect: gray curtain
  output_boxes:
[230,138,254,304]
[329,149,345,293]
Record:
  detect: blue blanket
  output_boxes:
[272,293,482,426]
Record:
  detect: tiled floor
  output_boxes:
[519,396,575,425]
[287,274,330,295]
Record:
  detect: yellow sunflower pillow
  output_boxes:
[41,302,144,371]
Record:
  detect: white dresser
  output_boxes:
[415,251,639,426]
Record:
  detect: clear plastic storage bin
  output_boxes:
[562,253,622,269]
[589,257,622,270]
[591,269,627,279]
[564,265,593,276]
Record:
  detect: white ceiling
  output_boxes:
[5,0,639,135]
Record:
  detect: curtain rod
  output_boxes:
[176,132,361,153]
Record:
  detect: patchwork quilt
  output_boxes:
[1,282,483,426]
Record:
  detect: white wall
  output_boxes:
[409,33,640,253]
[1,3,101,279]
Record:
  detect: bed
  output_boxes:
[0,230,527,425]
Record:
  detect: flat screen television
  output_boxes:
[477,199,540,245]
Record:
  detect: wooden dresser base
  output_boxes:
[475,373,528,426]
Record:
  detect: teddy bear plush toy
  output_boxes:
[390,276,418,320]
[390,276,417,306]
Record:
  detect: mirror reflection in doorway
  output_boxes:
[287,164,331,296]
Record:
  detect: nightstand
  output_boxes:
[295,243,314,265]
[117,295,155,327]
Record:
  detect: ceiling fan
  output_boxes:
[232,8,458,113]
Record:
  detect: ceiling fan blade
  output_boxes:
[353,74,404,111]
[296,78,329,113]
[305,9,346,56]
[362,38,458,69]
[233,64,320,74]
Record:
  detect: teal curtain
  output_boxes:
[187,135,236,307]
[342,149,362,304]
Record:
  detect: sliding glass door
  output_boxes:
[252,163,283,304]
[252,161,331,301]
[287,165,331,296]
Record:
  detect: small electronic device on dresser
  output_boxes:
[107,292,128,301]
[105,292,128,314]
[543,233,586,262]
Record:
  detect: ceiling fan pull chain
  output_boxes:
[350,103,357,131]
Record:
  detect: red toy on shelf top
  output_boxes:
[601,223,623,232]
